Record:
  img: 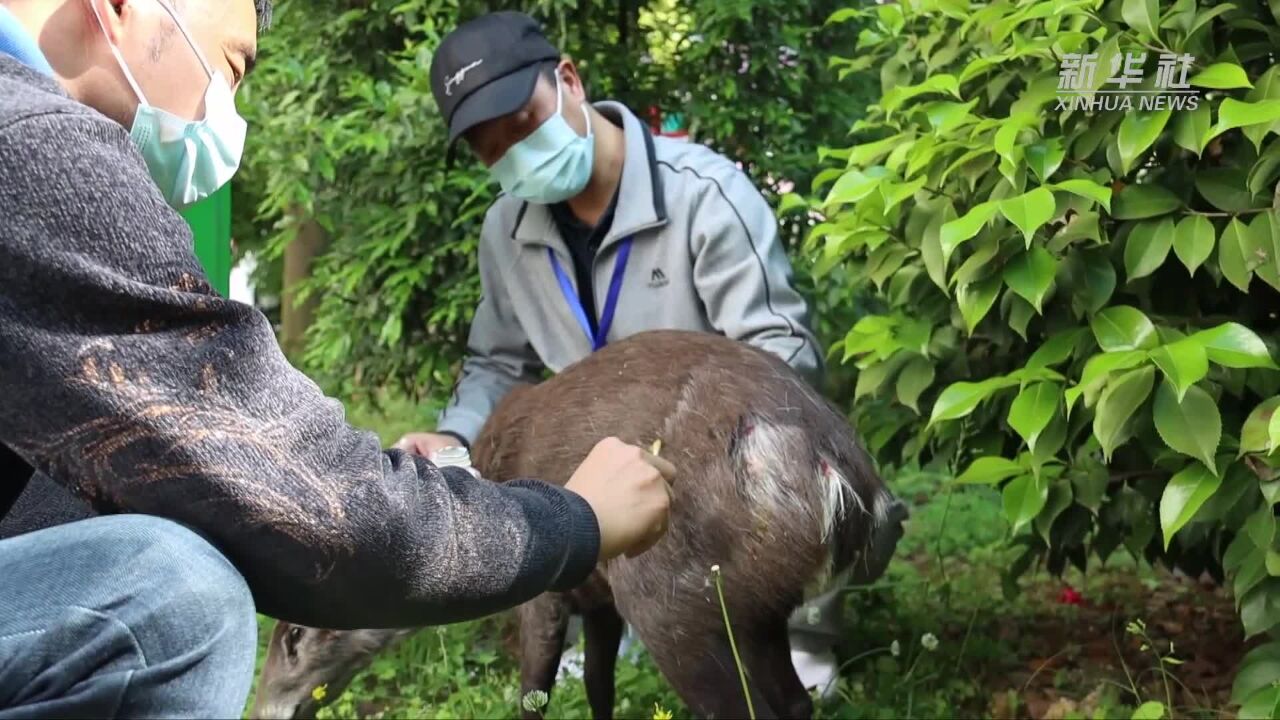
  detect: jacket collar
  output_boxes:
[511,101,668,251]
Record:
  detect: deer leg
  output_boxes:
[517,593,572,720]
[753,616,814,720]
[582,604,625,720]
[639,627,777,719]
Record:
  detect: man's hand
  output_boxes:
[395,432,464,457]
[565,437,675,561]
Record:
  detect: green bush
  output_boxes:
[810,0,1280,706]
[234,0,873,401]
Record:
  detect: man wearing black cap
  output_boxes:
[395,9,877,702]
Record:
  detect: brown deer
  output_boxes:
[251,329,902,720]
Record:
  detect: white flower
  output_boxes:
[921,633,939,652]
[890,640,901,657]
[710,564,721,574]
[522,690,549,713]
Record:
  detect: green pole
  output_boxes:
[180,183,232,296]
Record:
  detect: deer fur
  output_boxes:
[252,329,896,719]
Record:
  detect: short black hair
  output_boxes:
[255,0,273,30]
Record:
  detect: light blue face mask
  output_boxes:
[92,0,247,210]
[490,73,595,204]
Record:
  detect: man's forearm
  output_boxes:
[0,110,600,630]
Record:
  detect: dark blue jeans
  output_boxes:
[0,514,257,718]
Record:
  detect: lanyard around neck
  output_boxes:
[547,237,633,352]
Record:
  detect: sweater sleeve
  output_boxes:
[0,110,599,630]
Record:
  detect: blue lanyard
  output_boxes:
[0,7,54,76]
[547,237,633,351]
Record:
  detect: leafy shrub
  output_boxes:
[235,0,873,402]
[809,0,1280,701]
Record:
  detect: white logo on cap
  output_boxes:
[444,59,484,97]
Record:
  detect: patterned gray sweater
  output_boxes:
[0,55,599,629]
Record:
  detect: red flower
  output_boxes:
[1058,586,1084,605]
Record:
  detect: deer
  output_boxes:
[251,329,903,720]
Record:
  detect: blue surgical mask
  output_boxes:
[490,73,595,204]
[92,0,247,210]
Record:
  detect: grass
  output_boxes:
[245,398,1252,720]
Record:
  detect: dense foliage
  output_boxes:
[812,0,1280,710]
[233,0,872,400]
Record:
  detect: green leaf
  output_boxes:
[957,274,1003,334]
[1149,338,1209,401]
[1009,382,1061,450]
[924,99,979,134]
[1091,305,1158,352]
[920,203,955,293]
[1025,137,1066,183]
[855,352,911,400]
[940,201,1000,263]
[1173,104,1212,155]
[1232,642,1280,707]
[1196,168,1258,213]
[1162,473,1217,540]
[1032,408,1069,465]
[1093,365,1156,461]
[1052,179,1113,213]
[1190,63,1254,90]
[1153,383,1222,474]
[1219,218,1254,292]
[1240,396,1280,454]
[1248,211,1280,292]
[1239,685,1280,720]
[1131,701,1165,720]
[824,166,890,207]
[994,112,1035,182]
[1075,250,1116,315]
[1191,322,1278,368]
[1208,98,1280,141]
[1003,474,1049,534]
[1000,188,1058,248]
[1067,350,1150,412]
[1187,3,1237,36]
[896,356,935,414]
[1111,184,1182,220]
[1121,0,1160,37]
[881,74,962,115]
[1240,578,1280,637]
[928,375,1020,426]
[1250,140,1280,196]
[1007,294,1035,340]
[1117,109,1172,175]
[1027,328,1086,369]
[955,456,1023,485]
[1003,245,1058,312]
[1245,504,1276,550]
[1124,217,1175,282]
[1071,463,1110,512]
[1034,480,1074,543]
[1172,215,1215,276]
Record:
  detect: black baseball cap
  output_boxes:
[430,12,561,146]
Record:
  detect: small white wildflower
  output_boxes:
[921,633,939,652]
[805,606,821,626]
[710,564,721,574]
[890,640,901,657]
[522,690,549,713]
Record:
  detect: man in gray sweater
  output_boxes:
[0,1,673,717]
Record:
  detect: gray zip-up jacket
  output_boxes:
[0,55,600,630]
[437,102,822,445]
